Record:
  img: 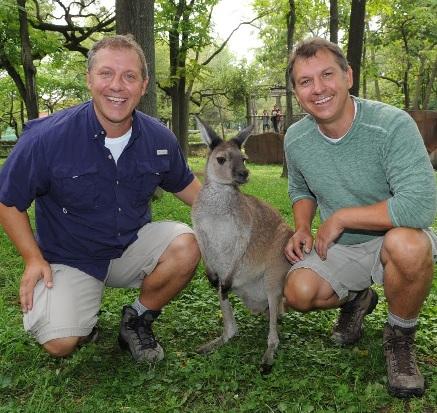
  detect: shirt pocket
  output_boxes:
[52,165,99,210]
[133,158,170,205]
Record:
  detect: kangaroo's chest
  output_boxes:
[196,214,247,255]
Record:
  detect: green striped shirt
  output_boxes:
[284,97,437,245]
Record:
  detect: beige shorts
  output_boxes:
[288,228,437,301]
[23,221,194,344]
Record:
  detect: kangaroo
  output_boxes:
[192,117,294,373]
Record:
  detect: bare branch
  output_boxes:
[379,75,402,88]
[201,10,271,66]
[29,0,115,56]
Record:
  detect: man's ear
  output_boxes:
[141,78,149,96]
[347,66,353,89]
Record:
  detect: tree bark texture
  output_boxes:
[17,0,39,119]
[347,0,366,97]
[116,0,157,117]
[330,0,339,44]
[166,2,191,157]
[424,56,437,110]
[282,0,296,178]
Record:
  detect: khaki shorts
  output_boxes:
[288,228,437,301]
[23,221,194,344]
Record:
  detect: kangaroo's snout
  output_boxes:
[235,168,249,184]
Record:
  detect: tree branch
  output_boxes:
[201,11,270,67]
[379,75,402,87]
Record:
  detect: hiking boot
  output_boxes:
[331,288,378,345]
[78,326,99,348]
[383,323,425,398]
[118,305,164,363]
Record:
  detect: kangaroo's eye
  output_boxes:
[216,156,226,165]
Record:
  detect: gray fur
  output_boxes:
[192,117,294,373]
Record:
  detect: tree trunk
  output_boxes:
[346,0,366,97]
[403,64,410,109]
[399,22,411,109]
[423,56,437,110]
[116,0,157,117]
[330,0,339,44]
[282,0,296,178]
[412,57,425,110]
[17,0,39,120]
[165,2,193,158]
[362,37,367,98]
[370,46,381,101]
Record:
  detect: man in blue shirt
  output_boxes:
[0,35,202,363]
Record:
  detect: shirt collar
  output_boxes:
[86,100,140,142]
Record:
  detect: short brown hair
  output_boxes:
[288,37,349,87]
[87,34,148,79]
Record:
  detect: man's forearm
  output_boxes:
[0,203,43,263]
[333,200,394,231]
[292,198,317,231]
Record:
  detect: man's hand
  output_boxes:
[284,228,314,264]
[314,212,344,260]
[20,258,53,312]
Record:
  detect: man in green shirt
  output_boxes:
[283,37,437,398]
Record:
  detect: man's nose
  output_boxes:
[109,74,124,90]
[312,77,325,93]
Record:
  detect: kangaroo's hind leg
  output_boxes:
[197,282,239,354]
[260,291,282,374]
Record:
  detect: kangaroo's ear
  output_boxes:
[232,124,254,149]
[195,116,222,150]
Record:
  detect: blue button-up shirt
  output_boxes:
[0,101,194,280]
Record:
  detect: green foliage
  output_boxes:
[364,0,437,108]
[0,157,436,412]
[251,0,436,110]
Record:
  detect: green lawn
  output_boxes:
[0,158,436,413]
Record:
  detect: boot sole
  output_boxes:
[388,385,425,399]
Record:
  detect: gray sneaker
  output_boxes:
[118,305,164,363]
[331,288,378,345]
[383,323,425,398]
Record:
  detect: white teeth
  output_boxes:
[107,96,126,102]
[314,96,332,105]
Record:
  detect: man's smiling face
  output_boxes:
[87,47,148,137]
[292,48,353,128]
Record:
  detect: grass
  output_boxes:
[0,157,436,413]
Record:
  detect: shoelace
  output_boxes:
[386,335,416,375]
[336,302,363,332]
[127,316,157,349]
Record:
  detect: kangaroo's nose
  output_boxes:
[238,169,249,180]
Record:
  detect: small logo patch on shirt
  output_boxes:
[157,149,168,155]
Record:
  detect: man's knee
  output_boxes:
[382,228,432,266]
[168,233,201,267]
[284,269,320,313]
[43,337,80,358]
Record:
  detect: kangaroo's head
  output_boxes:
[196,117,254,186]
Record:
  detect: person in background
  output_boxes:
[276,107,283,133]
[283,37,436,398]
[0,34,201,364]
[262,109,270,132]
[271,104,279,132]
